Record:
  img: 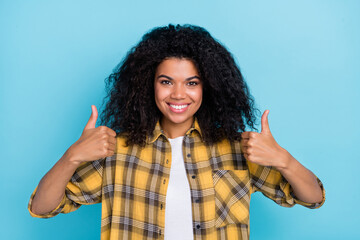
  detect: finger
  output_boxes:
[107,136,117,146]
[261,109,271,134]
[98,126,117,137]
[240,138,249,146]
[240,145,248,154]
[84,105,98,130]
[240,140,245,151]
[106,149,115,157]
[107,141,116,150]
[100,146,114,158]
[105,127,117,137]
[241,131,251,139]
[241,131,259,139]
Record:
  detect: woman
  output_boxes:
[29,24,325,240]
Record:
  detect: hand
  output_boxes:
[240,110,289,169]
[66,105,117,165]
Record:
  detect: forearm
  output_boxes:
[31,149,81,215]
[276,150,323,204]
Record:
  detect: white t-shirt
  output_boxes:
[164,136,194,240]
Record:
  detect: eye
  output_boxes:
[160,80,172,85]
[187,81,199,86]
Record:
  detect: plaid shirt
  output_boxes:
[28,119,325,240]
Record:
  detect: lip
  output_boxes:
[167,103,191,113]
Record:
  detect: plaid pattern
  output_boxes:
[28,119,325,240]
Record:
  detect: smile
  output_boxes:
[167,103,190,113]
[169,104,188,109]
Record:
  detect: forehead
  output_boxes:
[155,58,199,76]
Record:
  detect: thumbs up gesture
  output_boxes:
[240,110,289,169]
[67,105,117,165]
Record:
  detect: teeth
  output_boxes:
[170,104,188,110]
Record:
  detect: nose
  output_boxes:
[170,84,186,99]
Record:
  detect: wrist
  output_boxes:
[62,146,83,168]
[275,148,293,172]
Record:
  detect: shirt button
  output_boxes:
[195,199,200,203]
[166,159,169,164]
[163,179,166,184]
[187,153,191,158]
[160,204,163,210]
[192,175,196,179]
[196,224,201,229]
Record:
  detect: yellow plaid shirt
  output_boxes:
[28,119,325,239]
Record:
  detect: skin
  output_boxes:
[241,110,323,203]
[155,58,323,203]
[31,58,322,215]
[154,58,202,138]
[31,105,116,214]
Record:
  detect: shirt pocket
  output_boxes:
[212,169,251,228]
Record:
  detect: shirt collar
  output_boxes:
[147,118,203,144]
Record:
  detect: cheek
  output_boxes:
[189,89,203,104]
[154,86,168,104]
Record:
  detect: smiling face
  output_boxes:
[154,58,203,138]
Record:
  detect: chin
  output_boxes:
[163,114,193,125]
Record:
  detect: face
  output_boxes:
[154,58,203,132]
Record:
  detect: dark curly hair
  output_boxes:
[100,24,260,146]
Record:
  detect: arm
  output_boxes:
[276,150,323,203]
[241,110,324,205]
[30,105,117,215]
[31,151,81,215]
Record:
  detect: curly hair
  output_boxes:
[100,24,260,146]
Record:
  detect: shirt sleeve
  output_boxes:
[247,160,325,209]
[28,158,104,218]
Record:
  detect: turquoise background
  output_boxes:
[1,0,359,239]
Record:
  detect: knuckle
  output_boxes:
[101,134,108,140]
[99,126,107,132]
[249,132,256,138]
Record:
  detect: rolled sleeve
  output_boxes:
[248,161,325,209]
[28,159,104,218]
[28,186,81,218]
[287,177,325,209]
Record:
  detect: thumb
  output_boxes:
[261,109,271,134]
[83,105,98,130]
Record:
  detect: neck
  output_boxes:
[160,118,194,139]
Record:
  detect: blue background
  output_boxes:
[1,0,359,239]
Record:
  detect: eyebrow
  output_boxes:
[157,74,201,81]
